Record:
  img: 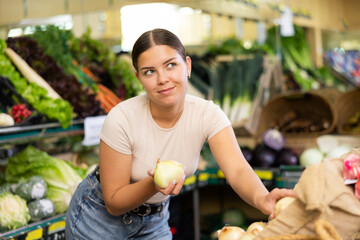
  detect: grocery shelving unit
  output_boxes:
[0,120,359,240]
[0,119,84,145]
[0,214,66,240]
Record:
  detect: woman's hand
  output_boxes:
[147,170,186,195]
[257,188,297,219]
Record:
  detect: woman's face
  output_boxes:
[136,45,191,109]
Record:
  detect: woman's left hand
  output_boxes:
[258,188,297,219]
[147,169,186,196]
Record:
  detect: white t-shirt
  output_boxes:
[99,93,231,203]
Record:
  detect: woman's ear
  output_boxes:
[186,56,192,77]
[135,72,139,79]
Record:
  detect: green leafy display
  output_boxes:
[0,39,73,128]
[5,145,83,214]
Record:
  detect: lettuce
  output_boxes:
[0,192,30,230]
[5,145,82,213]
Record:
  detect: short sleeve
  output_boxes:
[202,101,231,140]
[99,107,132,154]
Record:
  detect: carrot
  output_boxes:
[104,93,120,106]
[82,66,100,82]
[98,84,117,96]
[96,92,112,113]
[98,84,122,103]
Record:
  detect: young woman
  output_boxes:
[65,28,296,240]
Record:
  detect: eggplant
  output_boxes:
[277,148,299,166]
[252,144,278,168]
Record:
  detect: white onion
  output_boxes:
[239,232,256,240]
[274,196,296,217]
[246,221,267,235]
[299,147,323,168]
[326,144,352,159]
[218,226,245,240]
[153,159,184,188]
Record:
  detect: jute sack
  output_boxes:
[256,148,360,240]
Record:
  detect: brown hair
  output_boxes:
[131,28,186,72]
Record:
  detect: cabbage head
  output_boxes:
[0,192,30,230]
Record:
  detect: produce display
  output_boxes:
[245,128,299,168]
[325,49,360,86]
[4,145,85,215]
[0,40,73,128]
[5,36,102,119]
[0,191,30,231]
[299,135,353,168]
[265,25,344,91]
[216,221,267,240]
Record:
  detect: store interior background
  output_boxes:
[1,0,360,65]
[1,0,360,239]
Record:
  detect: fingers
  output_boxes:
[156,174,186,196]
[271,188,297,201]
[147,169,155,177]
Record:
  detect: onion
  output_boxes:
[326,144,352,159]
[239,232,256,240]
[153,158,184,188]
[262,129,285,151]
[316,135,339,154]
[218,226,245,240]
[274,196,296,217]
[299,147,323,168]
[246,221,267,235]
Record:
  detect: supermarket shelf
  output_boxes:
[0,119,84,145]
[0,214,66,240]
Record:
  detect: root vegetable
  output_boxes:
[218,226,245,240]
[153,158,184,188]
[246,221,267,235]
[274,196,296,217]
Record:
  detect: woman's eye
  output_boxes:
[167,63,176,69]
[144,70,154,76]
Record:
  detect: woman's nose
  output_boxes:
[157,72,168,84]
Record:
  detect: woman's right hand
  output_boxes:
[147,170,186,196]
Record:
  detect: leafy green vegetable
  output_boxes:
[0,39,73,128]
[5,145,83,213]
[67,27,142,99]
[14,176,47,202]
[28,198,56,222]
[264,25,343,90]
[46,186,73,214]
[0,192,30,230]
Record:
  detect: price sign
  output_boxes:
[48,220,66,240]
[82,115,106,146]
[25,228,43,240]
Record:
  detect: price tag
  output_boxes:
[184,175,196,186]
[82,115,106,146]
[25,228,43,240]
[48,220,66,234]
[198,173,210,182]
[254,170,273,180]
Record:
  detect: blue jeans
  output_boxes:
[65,169,172,240]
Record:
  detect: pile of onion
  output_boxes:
[217,221,267,240]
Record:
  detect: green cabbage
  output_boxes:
[5,145,83,213]
[0,192,30,230]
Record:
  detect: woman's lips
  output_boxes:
[158,86,175,95]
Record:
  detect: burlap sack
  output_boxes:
[256,148,360,240]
